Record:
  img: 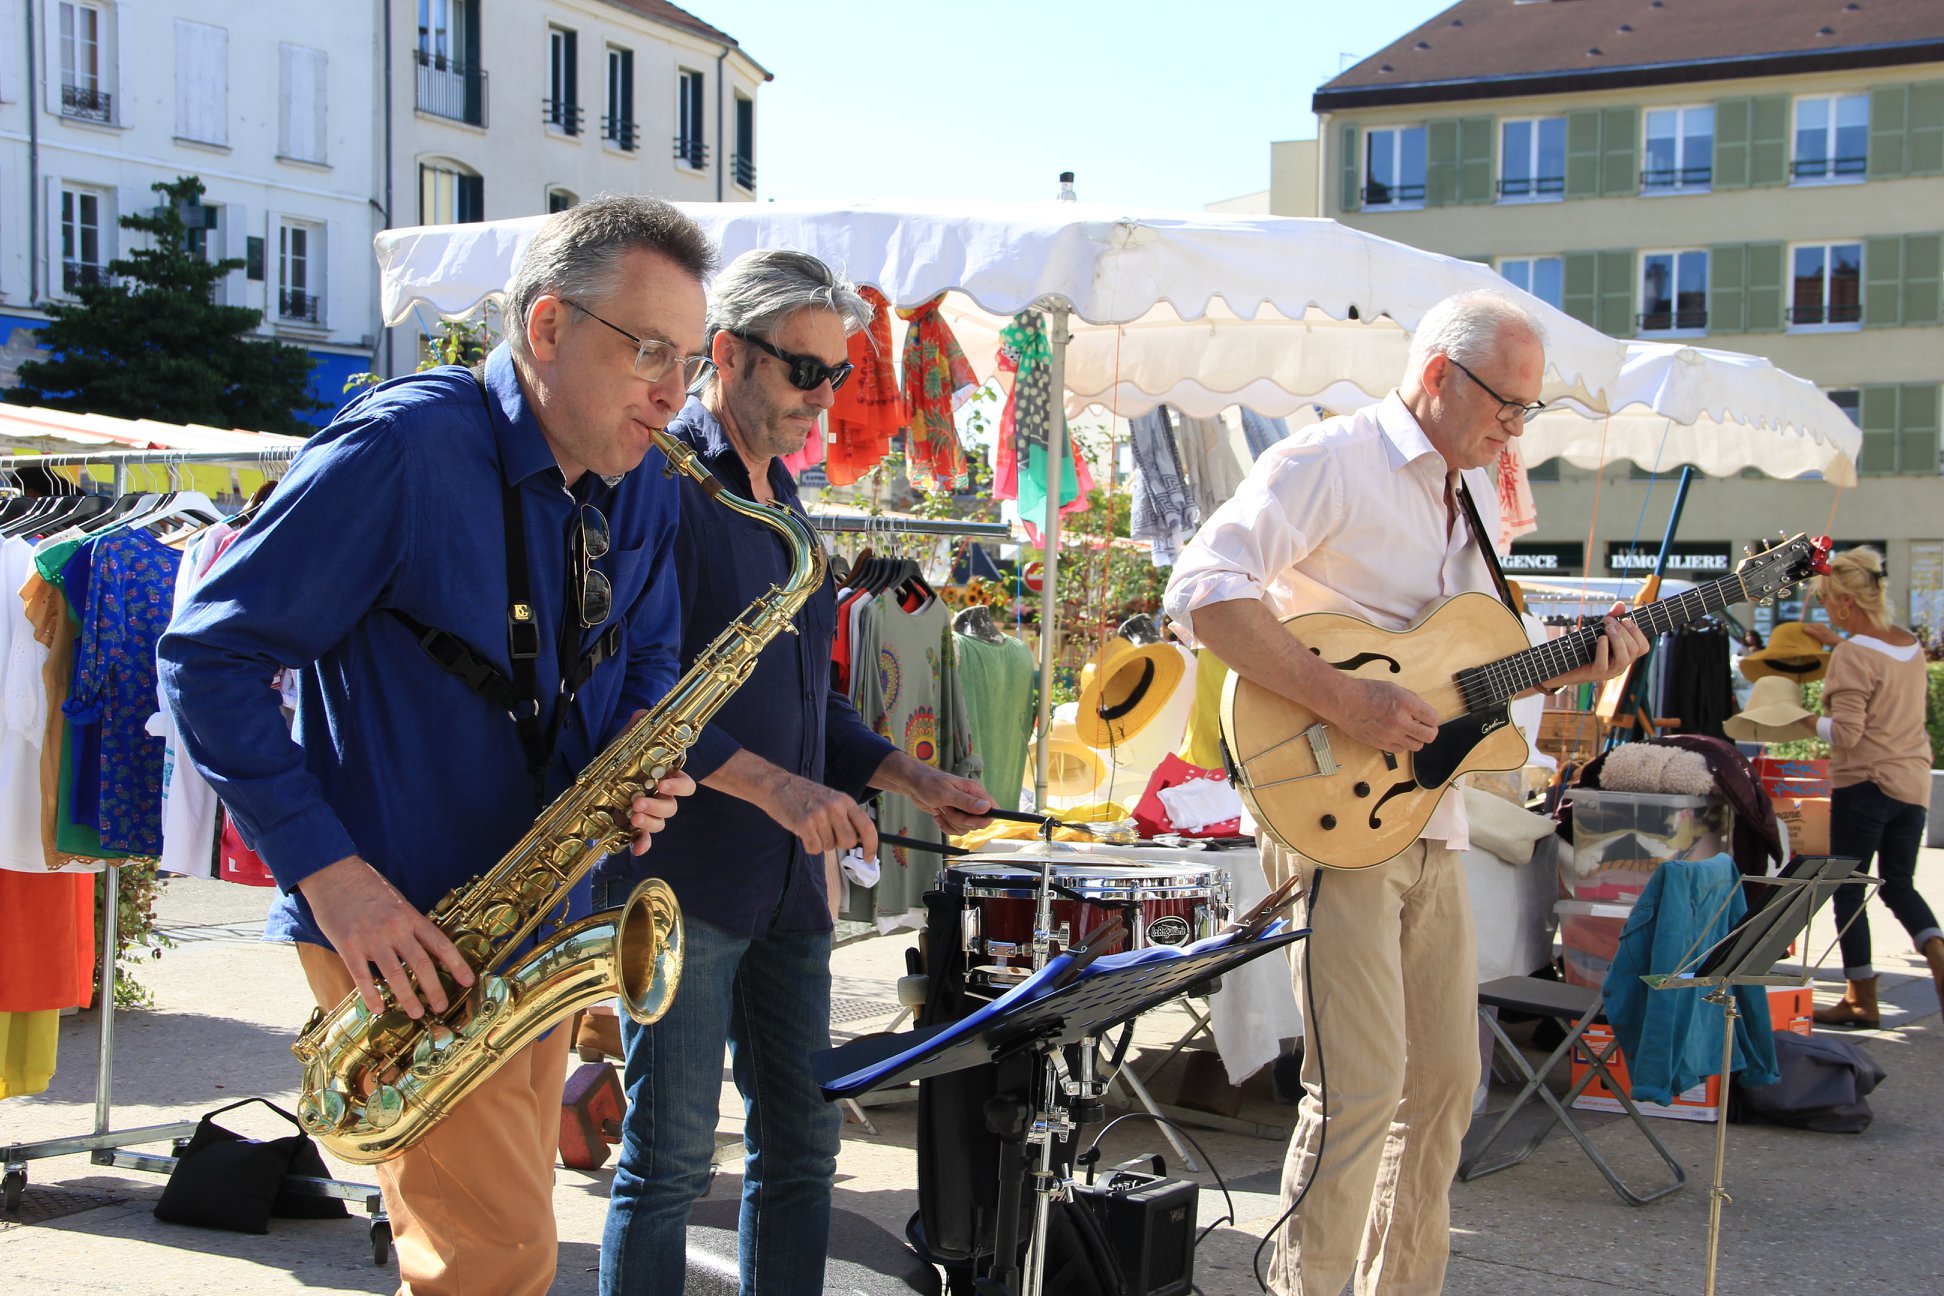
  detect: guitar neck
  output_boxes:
[1460,570,1750,709]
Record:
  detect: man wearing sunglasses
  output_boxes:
[593,249,994,1296]
[1163,291,1647,1296]
[160,197,715,1296]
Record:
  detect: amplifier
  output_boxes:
[1073,1170,1198,1296]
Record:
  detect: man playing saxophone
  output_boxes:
[594,249,995,1295]
[159,197,716,1296]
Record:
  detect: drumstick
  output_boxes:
[876,832,972,858]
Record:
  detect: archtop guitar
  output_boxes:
[1220,534,1831,869]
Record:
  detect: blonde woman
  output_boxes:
[1804,547,1940,1028]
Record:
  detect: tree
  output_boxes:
[8,176,326,432]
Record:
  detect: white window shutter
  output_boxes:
[174,21,228,146]
[309,49,328,163]
[0,0,20,103]
[277,43,295,157]
[279,44,326,163]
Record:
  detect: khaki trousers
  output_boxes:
[1264,838,1479,1296]
[298,942,571,1296]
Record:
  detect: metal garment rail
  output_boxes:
[805,512,1012,540]
[0,444,387,1260]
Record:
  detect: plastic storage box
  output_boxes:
[1560,790,1732,905]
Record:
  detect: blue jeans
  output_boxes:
[597,900,840,1296]
[1830,780,1939,979]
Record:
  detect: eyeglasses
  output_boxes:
[575,503,612,628]
[562,299,715,387]
[1446,356,1546,424]
[732,332,854,393]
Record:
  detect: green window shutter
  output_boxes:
[1859,384,1900,474]
[1899,383,1941,476]
[1903,233,1943,326]
[1870,84,1909,179]
[1562,250,1600,325]
[1711,243,1747,331]
[1458,116,1494,204]
[1714,97,1751,189]
[1745,242,1786,332]
[1566,109,1602,198]
[1864,236,1905,327]
[1426,119,1459,206]
[1911,81,1944,176]
[1600,106,1639,197]
[1339,123,1361,212]
[1750,95,1789,187]
[1598,248,1636,337]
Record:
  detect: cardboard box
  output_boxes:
[1772,796,1831,857]
[1570,986,1810,1121]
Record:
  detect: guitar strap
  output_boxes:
[1455,476,1521,616]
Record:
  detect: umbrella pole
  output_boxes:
[1611,463,1696,745]
[1032,305,1072,813]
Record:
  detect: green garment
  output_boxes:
[954,631,1035,812]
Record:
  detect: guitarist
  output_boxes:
[1162,291,1647,1296]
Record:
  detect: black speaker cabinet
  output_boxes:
[1073,1171,1198,1296]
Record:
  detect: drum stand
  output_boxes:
[982,1044,1104,1296]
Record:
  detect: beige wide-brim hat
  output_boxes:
[1739,621,1833,684]
[1075,637,1191,752]
[1028,706,1105,799]
[1724,674,1821,744]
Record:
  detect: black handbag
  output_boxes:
[153,1097,350,1234]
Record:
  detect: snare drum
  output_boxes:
[942,857,1231,987]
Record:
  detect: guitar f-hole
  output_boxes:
[1366,779,1418,830]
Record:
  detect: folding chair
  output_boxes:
[1460,976,1687,1206]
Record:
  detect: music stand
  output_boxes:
[816,922,1308,1296]
[1640,853,1870,1296]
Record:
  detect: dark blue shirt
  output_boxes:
[597,397,896,937]
[158,346,682,948]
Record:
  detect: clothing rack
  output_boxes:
[806,511,1012,540]
[0,443,384,1256]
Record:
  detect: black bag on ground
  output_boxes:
[154,1097,349,1233]
[1732,1032,1886,1133]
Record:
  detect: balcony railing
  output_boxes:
[1790,156,1867,180]
[673,134,709,170]
[1787,301,1862,325]
[603,116,638,152]
[1639,165,1713,190]
[415,49,487,126]
[278,291,321,324]
[1360,181,1426,206]
[62,261,107,294]
[1637,308,1709,332]
[60,83,112,123]
[1497,175,1564,198]
[544,97,583,136]
[733,153,757,190]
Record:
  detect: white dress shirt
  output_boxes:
[1163,391,1503,846]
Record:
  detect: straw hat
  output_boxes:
[1738,621,1833,684]
[1724,675,1822,744]
[1028,704,1106,799]
[1075,637,1192,753]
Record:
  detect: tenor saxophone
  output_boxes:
[292,428,827,1164]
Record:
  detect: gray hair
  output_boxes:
[506,196,718,356]
[705,249,873,348]
[1405,289,1548,382]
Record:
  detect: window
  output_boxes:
[419,161,483,224]
[59,1,110,122]
[733,94,755,190]
[415,0,483,125]
[1793,94,1867,181]
[546,26,579,135]
[59,186,105,293]
[1642,106,1713,192]
[1362,126,1426,208]
[1640,250,1709,332]
[174,21,227,146]
[1788,243,1862,327]
[1499,117,1565,199]
[1499,256,1564,309]
[1828,389,1860,425]
[605,46,635,150]
[279,44,328,164]
[546,187,577,213]
[278,222,322,325]
[676,69,706,169]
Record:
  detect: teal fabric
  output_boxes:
[954,632,1034,812]
[1602,853,1781,1105]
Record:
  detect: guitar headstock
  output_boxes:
[1737,534,1832,605]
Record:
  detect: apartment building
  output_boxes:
[1289,0,1944,634]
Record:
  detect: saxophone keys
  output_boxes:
[454,931,492,968]
[478,901,522,939]
[362,1085,407,1131]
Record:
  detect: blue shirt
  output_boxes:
[158,346,682,948]
[596,397,896,938]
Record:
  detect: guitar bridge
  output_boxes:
[1241,723,1341,791]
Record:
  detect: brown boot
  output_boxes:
[575,1007,625,1062]
[1814,977,1881,1030]
[1923,937,1944,1013]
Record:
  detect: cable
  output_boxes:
[1075,1110,1236,1251]
[1253,866,1325,1293]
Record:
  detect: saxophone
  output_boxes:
[293,428,827,1164]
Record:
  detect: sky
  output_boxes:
[681,0,1458,210]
